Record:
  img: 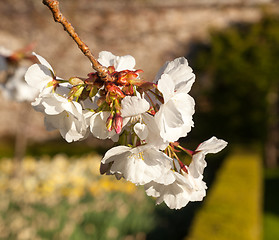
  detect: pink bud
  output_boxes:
[113,113,123,134]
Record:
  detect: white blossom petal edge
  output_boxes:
[189,136,228,178]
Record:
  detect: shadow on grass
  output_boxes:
[146,151,228,240]
[264,168,279,240]
[264,168,279,215]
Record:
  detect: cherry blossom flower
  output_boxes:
[144,137,227,209]
[154,57,196,142]
[32,84,90,142]
[100,144,174,185]
[145,170,207,210]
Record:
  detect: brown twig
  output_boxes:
[42,0,112,81]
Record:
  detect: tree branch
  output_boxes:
[42,0,112,81]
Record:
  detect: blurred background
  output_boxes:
[0,0,278,239]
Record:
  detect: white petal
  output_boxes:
[196,136,228,154]
[121,96,150,118]
[98,51,115,67]
[31,96,45,112]
[81,98,97,110]
[1,67,38,102]
[25,64,53,91]
[90,111,118,140]
[145,172,191,210]
[155,57,195,93]
[44,111,86,143]
[157,74,175,103]
[189,137,228,178]
[114,55,136,71]
[98,51,136,71]
[142,113,169,150]
[101,146,131,167]
[134,123,148,140]
[62,100,83,117]
[32,52,54,72]
[41,94,65,115]
[155,93,195,142]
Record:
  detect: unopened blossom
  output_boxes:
[144,137,227,209]
[100,144,173,185]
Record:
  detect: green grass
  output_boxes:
[186,152,262,240]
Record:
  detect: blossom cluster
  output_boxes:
[24,51,227,209]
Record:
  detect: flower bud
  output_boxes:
[69,77,84,85]
[106,112,114,132]
[113,112,123,134]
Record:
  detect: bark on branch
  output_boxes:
[42,0,112,81]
